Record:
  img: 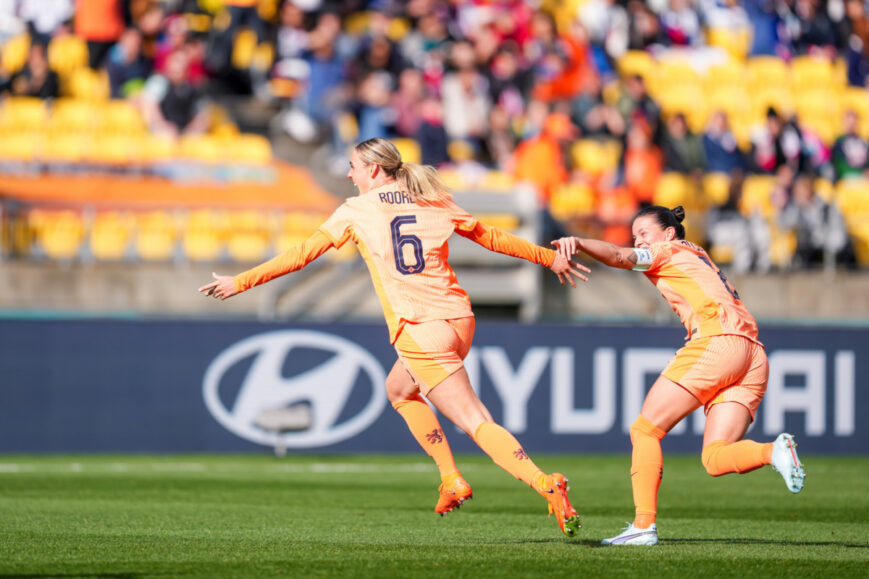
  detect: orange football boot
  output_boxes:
[535,473,581,536]
[435,472,473,515]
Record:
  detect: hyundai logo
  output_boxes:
[203,330,387,448]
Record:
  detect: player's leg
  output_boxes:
[387,360,461,481]
[426,369,581,536]
[701,343,804,492]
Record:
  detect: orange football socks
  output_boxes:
[630,415,667,529]
[392,395,458,478]
[473,421,543,487]
[701,439,773,476]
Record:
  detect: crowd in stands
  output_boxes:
[1,0,869,271]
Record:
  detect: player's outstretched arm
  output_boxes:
[198,229,335,301]
[551,236,638,270]
[459,222,590,285]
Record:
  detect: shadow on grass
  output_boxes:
[653,538,869,549]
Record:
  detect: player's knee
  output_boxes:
[629,416,667,444]
[701,441,728,477]
[385,374,417,404]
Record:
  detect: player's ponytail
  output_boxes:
[634,205,686,240]
[354,138,450,202]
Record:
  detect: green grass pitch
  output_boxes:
[0,454,866,577]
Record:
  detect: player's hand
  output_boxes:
[550,252,590,288]
[198,272,239,301]
[551,236,581,261]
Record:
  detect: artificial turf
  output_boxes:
[0,454,866,577]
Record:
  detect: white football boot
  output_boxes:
[771,433,806,493]
[601,523,658,546]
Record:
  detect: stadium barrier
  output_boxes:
[1,319,864,455]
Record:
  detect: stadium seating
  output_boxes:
[1,34,30,76]
[89,212,135,261]
[30,210,85,260]
[549,182,595,221]
[225,210,271,262]
[0,97,49,132]
[135,211,178,261]
[182,209,226,262]
[702,172,731,207]
[740,175,778,218]
[391,137,421,165]
[570,139,622,178]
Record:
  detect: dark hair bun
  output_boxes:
[671,206,686,222]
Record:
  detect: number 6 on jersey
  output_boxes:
[391,215,425,274]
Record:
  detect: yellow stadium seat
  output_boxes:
[746,56,790,90]
[795,88,840,120]
[704,61,747,93]
[252,41,274,73]
[139,135,178,164]
[0,131,43,162]
[179,135,224,163]
[1,34,30,76]
[231,29,258,69]
[570,139,622,177]
[649,61,701,101]
[47,34,89,77]
[847,221,869,265]
[391,137,421,165]
[88,134,141,165]
[90,212,135,260]
[49,100,99,133]
[232,134,272,164]
[43,133,92,164]
[790,55,840,93]
[702,172,731,206]
[100,101,147,134]
[32,210,84,260]
[835,178,869,222]
[550,182,595,221]
[135,211,177,261]
[183,209,226,262]
[705,86,751,120]
[477,213,520,231]
[740,175,778,217]
[815,177,835,203]
[752,85,794,119]
[0,97,49,132]
[653,172,699,210]
[706,28,752,62]
[616,50,655,82]
[479,170,515,192]
[67,67,110,101]
[226,211,271,262]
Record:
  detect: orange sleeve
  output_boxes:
[457,222,555,267]
[233,229,334,292]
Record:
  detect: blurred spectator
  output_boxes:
[6,43,59,98]
[0,0,24,45]
[513,112,575,204]
[626,0,665,50]
[702,110,746,174]
[623,119,663,206]
[750,107,808,175]
[781,0,837,58]
[390,68,425,138]
[579,0,630,71]
[844,0,869,86]
[481,103,517,169]
[441,40,491,150]
[416,95,449,167]
[661,112,705,173]
[529,17,596,103]
[352,33,405,85]
[706,171,772,273]
[299,13,348,127]
[399,9,450,91]
[106,28,152,99]
[778,173,855,269]
[141,50,210,138]
[616,75,661,142]
[700,0,751,33]
[223,0,265,42]
[74,0,124,68]
[831,108,869,181]
[660,0,703,47]
[572,74,626,139]
[19,0,73,47]
[743,0,784,56]
[355,71,393,141]
[596,184,639,246]
[486,44,532,118]
[153,14,189,75]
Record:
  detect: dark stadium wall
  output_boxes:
[0,320,864,454]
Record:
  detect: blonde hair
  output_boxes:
[354,138,450,202]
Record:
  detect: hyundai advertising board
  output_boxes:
[0,320,864,454]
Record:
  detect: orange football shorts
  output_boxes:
[663,334,768,420]
[393,316,475,395]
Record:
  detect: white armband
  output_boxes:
[632,248,653,271]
